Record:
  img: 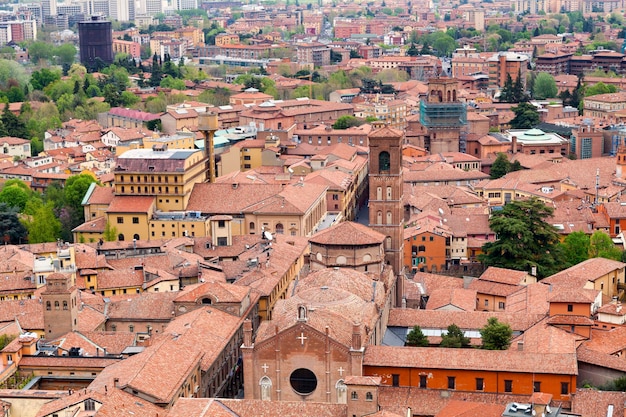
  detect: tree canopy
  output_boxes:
[560,231,590,266]
[533,72,558,99]
[0,202,27,244]
[406,325,429,347]
[478,198,564,278]
[480,317,513,350]
[510,102,540,129]
[489,153,522,179]
[589,230,622,261]
[440,324,470,348]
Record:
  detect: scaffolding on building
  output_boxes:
[419,100,467,128]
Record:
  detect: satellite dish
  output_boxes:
[438,208,444,215]
[546,406,552,414]
[264,231,273,241]
[288,167,294,173]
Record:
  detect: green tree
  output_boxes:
[54,43,76,68]
[0,59,28,89]
[0,182,31,211]
[160,76,186,90]
[103,221,118,241]
[406,43,419,56]
[560,231,590,266]
[0,203,27,244]
[0,334,16,350]
[584,81,617,97]
[2,105,28,139]
[480,317,512,350]
[533,72,558,99]
[440,324,470,348]
[65,174,98,215]
[27,41,53,64]
[510,102,540,129]
[490,153,510,179]
[478,197,564,278]
[499,74,515,103]
[512,69,527,102]
[333,115,362,129]
[22,200,61,243]
[406,325,429,347]
[589,230,622,260]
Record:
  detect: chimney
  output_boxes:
[351,323,362,350]
[243,319,253,347]
[114,378,119,388]
[517,341,524,351]
[511,136,518,154]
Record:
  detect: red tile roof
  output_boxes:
[106,195,155,213]
[109,107,162,121]
[364,345,578,375]
[310,221,385,246]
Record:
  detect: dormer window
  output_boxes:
[298,305,307,321]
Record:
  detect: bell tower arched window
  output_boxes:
[379,151,390,172]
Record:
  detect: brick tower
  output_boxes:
[420,77,467,153]
[42,273,78,339]
[617,145,626,179]
[368,124,405,307]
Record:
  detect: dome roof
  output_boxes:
[517,128,550,141]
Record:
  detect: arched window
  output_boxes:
[377,211,382,224]
[276,223,284,234]
[376,187,382,200]
[447,90,451,102]
[118,234,125,241]
[379,151,390,172]
[386,187,392,200]
[386,211,392,224]
[351,391,358,400]
[336,380,347,404]
[336,255,347,264]
[260,376,272,401]
[133,234,140,240]
[249,222,255,232]
[46,301,51,311]
[201,297,212,304]
[63,301,68,310]
[298,305,307,321]
[385,237,392,249]
[54,301,60,310]
[453,90,457,101]
[366,392,373,401]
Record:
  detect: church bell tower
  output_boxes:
[368,124,405,307]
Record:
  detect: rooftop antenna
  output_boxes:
[595,168,600,205]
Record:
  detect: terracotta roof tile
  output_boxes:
[106,292,179,320]
[35,389,154,417]
[571,389,626,417]
[435,400,505,417]
[426,288,477,311]
[218,398,348,417]
[388,308,542,332]
[542,258,625,288]
[106,195,155,213]
[310,221,385,246]
[186,183,283,213]
[164,306,241,371]
[364,345,578,375]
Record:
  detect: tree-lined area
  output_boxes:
[0,175,98,244]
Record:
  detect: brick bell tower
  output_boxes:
[368,124,405,307]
